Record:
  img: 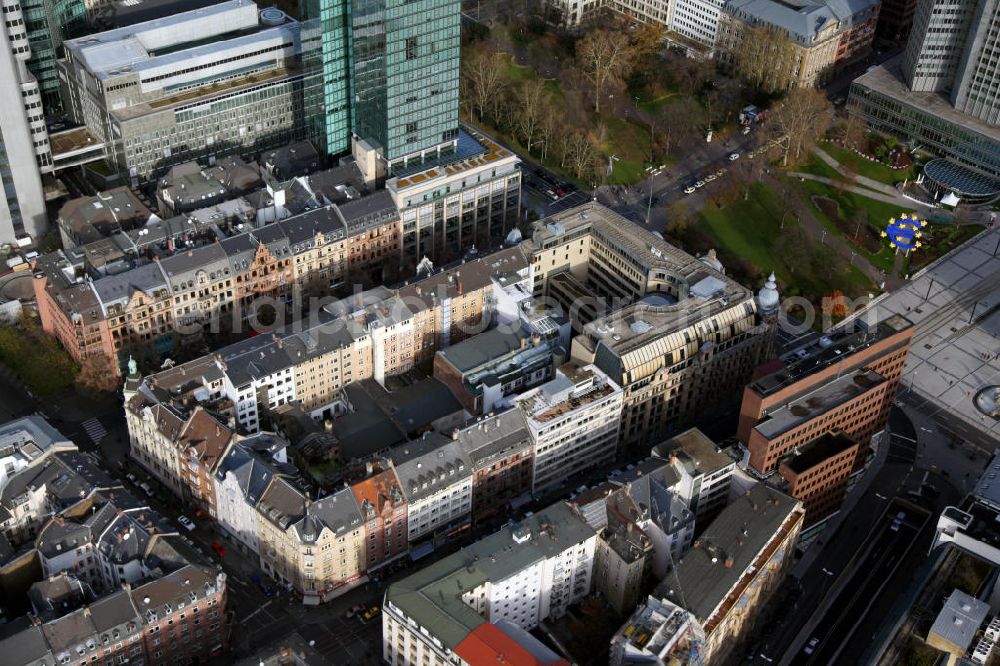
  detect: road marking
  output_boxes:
[81,418,107,444]
[242,600,273,622]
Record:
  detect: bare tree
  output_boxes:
[630,22,667,61]
[462,45,509,123]
[515,79,549,154]
[727,24,800,93]
[728,157,756,201]
[770,88,831,166]
[538,100,560,162]
[76,354,119,394]
[658,96,704,146]
[576,29,633,114]
[665,200,690,238]
[676,58,715,97]
[837,109,866,150]
[563,130,598,180]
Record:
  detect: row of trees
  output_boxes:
[461,20,689,182]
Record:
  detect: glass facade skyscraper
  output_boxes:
[301,0,353,156]
[23,0,86,114]
[302,0,461,166]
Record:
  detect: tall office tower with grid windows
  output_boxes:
[302,0,461,169]
[0,0,50,242]
[902,0,1000,122]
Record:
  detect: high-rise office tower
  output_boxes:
[903,0,1000,123]
[302,0,461,169]
[22,0,86,114]
[0,0,50,242]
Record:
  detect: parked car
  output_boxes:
[177,516,195,532]
[891,511,906,532]
[694,180,706,188]
[360,606,381,623]
[804,638,819,655]
[250,574,275,597]
[126,473,137,485]
[684,186,696,194]
[210,542,226,558]
[705,174,717,183]
[729,152,740,161]
[139,482,154,496]
[344,604,365,620]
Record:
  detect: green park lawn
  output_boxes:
[794,177,901,273]
[821,142,917,185]
[603,117,653,185]
[695,183,873,302]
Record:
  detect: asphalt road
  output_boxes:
[790,499,928,665]
[517,123,762,231]
[747,406,960,664]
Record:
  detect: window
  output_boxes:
[405,37,418,60]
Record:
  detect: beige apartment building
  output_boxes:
[256,481,367,603]
[717,0,880,89]
[124,246,531,437]
[522,203,774,450]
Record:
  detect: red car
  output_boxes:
[210,542,226,558]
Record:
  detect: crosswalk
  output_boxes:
[81,418,107,445]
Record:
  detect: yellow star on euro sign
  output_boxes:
[916,241,922,248]
[889,218,896,224]
[920,220,927,227]
[890,242,897,248]
[881,230,888,237]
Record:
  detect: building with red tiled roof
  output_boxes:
[175,407,235,519]
[454,623,570,666]
[351,465,407,569]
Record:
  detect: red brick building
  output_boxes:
[778,431,859,527]
[175,407,235,520]
[738,315,912,475]
[130,565,228,666]
[351,466,408,569]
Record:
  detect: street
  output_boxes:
[747,405,968,664]
[517,121,763,231]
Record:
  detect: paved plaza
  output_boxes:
[859,227,1000,447]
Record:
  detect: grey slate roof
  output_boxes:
[301,486,363,540]
[453,409,532,470]
[91,261,167,307]
[159,242,230,286]
[385,502,596,650]
[390,437,472,503]
[724,0,878,43]
[0,617,54,666]
[656,484,800,623]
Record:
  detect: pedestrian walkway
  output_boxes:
[760,172,889,288]
[789,171,932,213]
[82,417,107,444]
[813,145,907,198]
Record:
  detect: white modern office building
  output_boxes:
[516,362,624,494]
[0,1,50,242]
[383,501,593,666]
